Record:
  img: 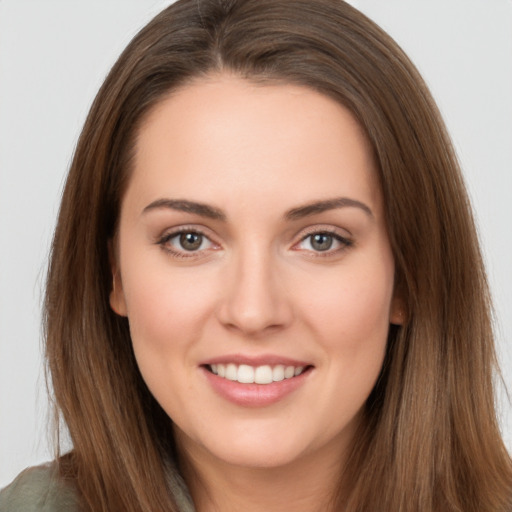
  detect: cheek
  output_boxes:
[121,263,218,361]
[120,264,223,420]
[303,262,393,337]
[298,257,394,383]
[296,268,393,429]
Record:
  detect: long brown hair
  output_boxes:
[45,0,512,510]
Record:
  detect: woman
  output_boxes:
[1,0,511,510]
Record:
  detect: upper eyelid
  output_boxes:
[294,224,352,240]
[158,224,216,240]
[295,232,351,247]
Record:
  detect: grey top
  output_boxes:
[0,462,196,512]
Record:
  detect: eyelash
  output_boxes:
[156,227,353,259]
[156,227,217,259]
[294,228,353,258]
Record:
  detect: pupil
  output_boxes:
[180,233,202,251]
[311,233,332,251]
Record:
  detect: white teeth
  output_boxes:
[210,363,307,384]
[225,363,237,381]
[284,366,295,379]
[254,365,273,384]
[237,364,255,384]
[272,365,285,382]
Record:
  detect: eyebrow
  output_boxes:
[284,197,374,220]
[142,196,373,221]
[142,199,226,221]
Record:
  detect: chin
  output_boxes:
[211,443,307,469]
[196,423,326,470]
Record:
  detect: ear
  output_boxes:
[389,293,406,326]
[108,239,127,317]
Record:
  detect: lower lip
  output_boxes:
[202,367,312,407]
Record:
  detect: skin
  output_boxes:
[110,74,402,512]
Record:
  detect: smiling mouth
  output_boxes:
[206,363,309,384]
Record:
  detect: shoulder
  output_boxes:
[0,463,80,512]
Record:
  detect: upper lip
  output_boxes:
[201,354,312,367]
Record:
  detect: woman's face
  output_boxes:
[111,75,401,471]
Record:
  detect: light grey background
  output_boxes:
[1,0,511,488]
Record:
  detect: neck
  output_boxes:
[177,434,349,512]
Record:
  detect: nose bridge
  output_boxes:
[217,239,292,335]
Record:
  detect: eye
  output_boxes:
[175,232,206,251]
[295,230,352,255]
[306,233,335,251]
[157,229,217,257]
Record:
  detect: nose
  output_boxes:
[216,245,293,336]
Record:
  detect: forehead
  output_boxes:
[127,74,381,217]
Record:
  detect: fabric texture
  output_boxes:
[0,464,79,512]
[0,462,196,512]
